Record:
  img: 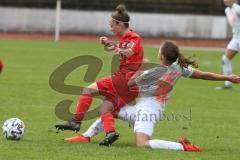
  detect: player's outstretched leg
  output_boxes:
[55,83,98,132]
[55,94,93,132]
[136,132,201,152]
[148,137,201,152]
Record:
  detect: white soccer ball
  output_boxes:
[2,118,25,140]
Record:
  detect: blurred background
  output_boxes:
[0,0,233,40]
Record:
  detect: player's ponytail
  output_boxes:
[178,52,198,68]
[111,4,130,28]
[161,40,198,68]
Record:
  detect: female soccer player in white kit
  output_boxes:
[217,0,240,89]
[66,41,240,151]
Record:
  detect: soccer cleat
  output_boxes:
[99,132,119,147]
[55,119,81,132]
[178,137,201,152]
[215,85,232,90]
[64,134,90,143]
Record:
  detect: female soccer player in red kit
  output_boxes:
[55,4,143,145]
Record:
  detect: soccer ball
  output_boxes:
[2,118,25,140]
[0,58,3,73]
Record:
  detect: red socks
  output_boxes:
[101,112,115,133]
[74,94,93,121]
[74,95,116,134]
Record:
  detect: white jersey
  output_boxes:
[225,3,240,39]
[135,62,193,107]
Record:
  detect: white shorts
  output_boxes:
[133,97,164,137]
[118,105,136,128]
[227,39,240,52]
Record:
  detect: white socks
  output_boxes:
[82,118,103,138]
[82,106,136,138]
[149,139,184,151]
[222,55,232,86]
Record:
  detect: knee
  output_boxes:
[98,108,113,115]
[98,102,114,115]
[82,83,98,95]
[82,87,92,95]
[98,108,107,115]
[136,140,148,148]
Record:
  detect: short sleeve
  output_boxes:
[181,66,194,77]
[134,69,151,86]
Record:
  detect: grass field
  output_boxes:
[0,39,240,160]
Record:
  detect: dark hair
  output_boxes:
[111,4,130,28]
[161,40,198,68]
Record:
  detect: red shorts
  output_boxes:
[96,72,138,111]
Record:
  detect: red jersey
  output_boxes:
[96,30,143,109]
[118,30,143,75]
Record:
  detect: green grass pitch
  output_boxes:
[0,40,239,160]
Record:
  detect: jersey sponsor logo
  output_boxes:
[119,41,135,49]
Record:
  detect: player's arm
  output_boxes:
[100,36,117,51]
[99,36,132,55]
[114,48,134,58]
[100,36,109,45]
[128,58,151,87]
[115,36,140,58]
[190,69,240,83]
[100,36,133,56]
[128,71,143,87]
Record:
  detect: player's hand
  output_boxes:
[113,48,121,55]
[100,36,109,45]
[106,44,117,51]
[103,41,117,52]
[113,48,125,59]
[113,48,125,56]
[228,74,240,83]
